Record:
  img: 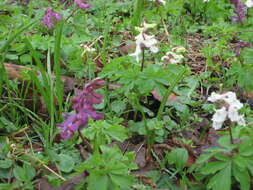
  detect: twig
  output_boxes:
[78,129,92,152]
[24,153,66,181]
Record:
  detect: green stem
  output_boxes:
[78,129,92,152]
[141,49,145,71]
[229,124,234,144]
[157,68,186,119]
[54,21,64,120]
[105,78,112,112]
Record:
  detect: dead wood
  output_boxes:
[4,63,78,92]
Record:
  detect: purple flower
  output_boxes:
[57,114,81,139]
[41,8,62,29]
[230,0,247,23]
[57,78,105,139]
[74,0,91,9]
[234,40,250,56]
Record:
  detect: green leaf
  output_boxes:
[207,162,231,190]
[13,164,35,182]
[106,124,128,142]
[0,116,17,132]
[57,154,75,173]
[196,152,216,164]
[233,155,247,169]
[23,164,36,181]
[20,54,32,64]
[131,0,144,26]
[239,141,253,156]
[0,159,12,169]
[87,173,109,190]
[5,54,18,60]
[200,161,228,175]
[166,148,188,171]
[232,164,250,190]
[110,174,135,190]
[244,157,253,175]
[111,100,126,113]
[13,166,25,181]
[204,147,230,153]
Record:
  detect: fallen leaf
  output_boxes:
[151,89,178,102]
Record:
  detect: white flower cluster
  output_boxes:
[161,46,186,64]
[130,22,159,63]
[208,91,246,130]
[204,0,253,7]
[152,0,166,5]
[246,0,253,7]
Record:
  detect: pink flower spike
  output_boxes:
[74,0,91,9]
[41,8,62,29]
[57,78,105,139]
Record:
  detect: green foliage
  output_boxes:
[227,61,253,91]
[2,0,253,189]
[83,118,129,151]
[166,148,189,171]
[75,145,138,190]
[196,133,253,190]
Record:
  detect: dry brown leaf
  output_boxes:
[151,89,178,102]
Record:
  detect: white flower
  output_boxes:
[150,0,166,5]
[208,92,243,109]
[161,51,184,64]
[208,91,246,129]
[207,92,224,102]
[130,33,159,63]
[157,0,166,5]
[203,0,210,2]
[237,115,246,126]
[212,107,227,130]
[245,0,253,7]
[172,46,186,53]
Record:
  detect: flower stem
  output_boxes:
[141,49,145,71]
[157,68,186,119]
[78,129,92,152]
[229,125,234,144]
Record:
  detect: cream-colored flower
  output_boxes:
[208,91,246,129]
[149,0,166,5]
[130,32,158,62]
[161,51,184,64]
[208,92,243,109]
[245,0,253,7]
[172,46,186,53]
[212,107,227,130]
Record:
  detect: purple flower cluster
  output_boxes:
[41,8,62,29]
[41,0,91,29]
[234,40,250,56]
[230,0,247,23]
[57,78,105,139]
[74,0,91,9]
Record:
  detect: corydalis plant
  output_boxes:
[234,40,250,56]
[208,91,246,130]
[150,0,166,5]
[246,0,253,7]
[41,8,62,29]
[74,0,91,9]
[57,78,104,139]
[161,46,186,65]
[130,22,159,63]
[230,0,247,23]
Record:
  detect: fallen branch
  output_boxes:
[4,63,78,92]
